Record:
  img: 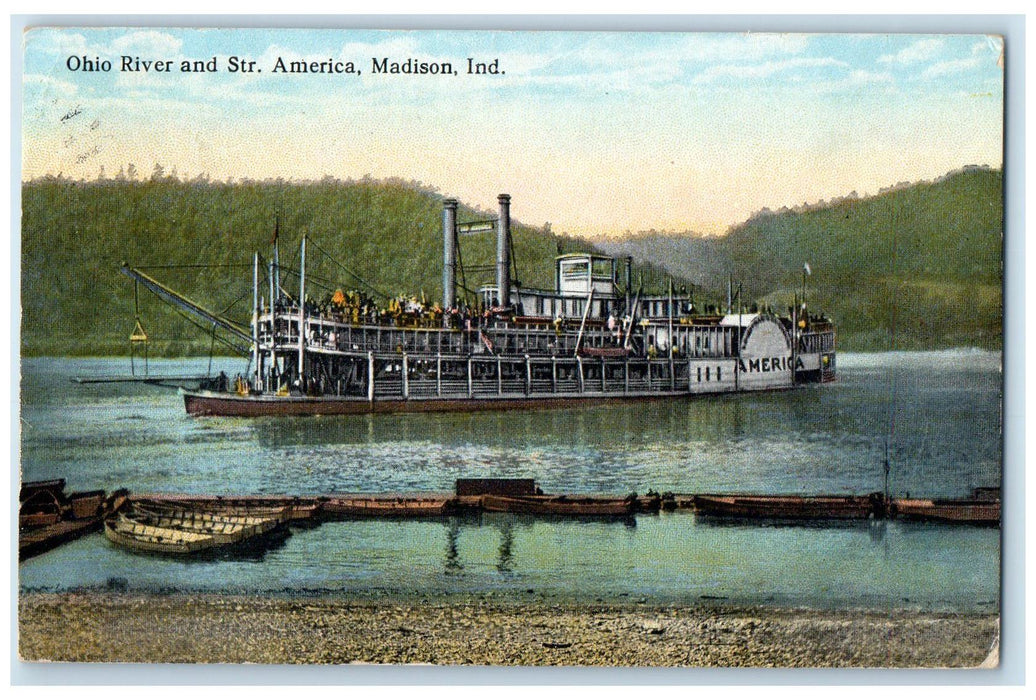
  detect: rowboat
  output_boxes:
[890,498,1000,526]
[691,493,885,520]
[480,494,635,516]
[322,496,455,518]
[121,509,281,544]
[133,496,317,522]
[104,514,218,554]
[133,500,286,529]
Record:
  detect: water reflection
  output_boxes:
[496,519,514,573]
[868,520,888,545]
[104,525,294,564]
[444,518,462,575]
[692,514,888,539]
[19,509,1001,612]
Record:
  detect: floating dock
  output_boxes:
[20,479,1000,560]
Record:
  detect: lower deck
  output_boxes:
[187,349,832,416]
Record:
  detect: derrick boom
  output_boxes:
[120,265,252,352]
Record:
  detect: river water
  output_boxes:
[18,351,1001,612]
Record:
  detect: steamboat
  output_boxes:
[121,194,836,417]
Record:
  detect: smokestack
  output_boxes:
[442,198,458,315]
[496,194,511,309]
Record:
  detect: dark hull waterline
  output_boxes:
[182,387,797,417]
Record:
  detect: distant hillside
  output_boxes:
[20,176,681,356]
[594,167,1003,350]
[591,232,732,295]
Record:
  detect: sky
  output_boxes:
[20,28,1004,237]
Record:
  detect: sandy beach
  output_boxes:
[17,592,999,667]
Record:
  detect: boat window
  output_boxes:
[561,261,589,279]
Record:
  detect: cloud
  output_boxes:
[923,57,984,78]
[109,30,183,57]
[665,33,810,64]
[23,29,89,56]
[692,56,847,84]
[559,33,808,76]
[878,38,944,65]
[23,73,79,97]
[808,69,895,94]
[980,36,1004,55]
[421,34,811,97]
[844,69,894,85]
[919,39,1001,79]
[25,28,184,61]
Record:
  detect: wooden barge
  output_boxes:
[19,480,128,560]
[691,493,887,521]
[890,497,1000,526]
[322,496,456,518]
[689,488,1000,526]
[481,494,636,517]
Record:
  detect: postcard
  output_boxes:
[17,23,1005,671]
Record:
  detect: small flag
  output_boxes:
[803,262,812,276]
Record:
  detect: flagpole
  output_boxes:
[801,262,811,317]
[736,281,742,390]
[273,217,280,302]
[801,266,806,309]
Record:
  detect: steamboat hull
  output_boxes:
[183,387,778,417]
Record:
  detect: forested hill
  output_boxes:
[594,167,1003,350]
[20,176,678,356]
[20,167,1003,355]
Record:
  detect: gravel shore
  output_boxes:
[18,592,998,667]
